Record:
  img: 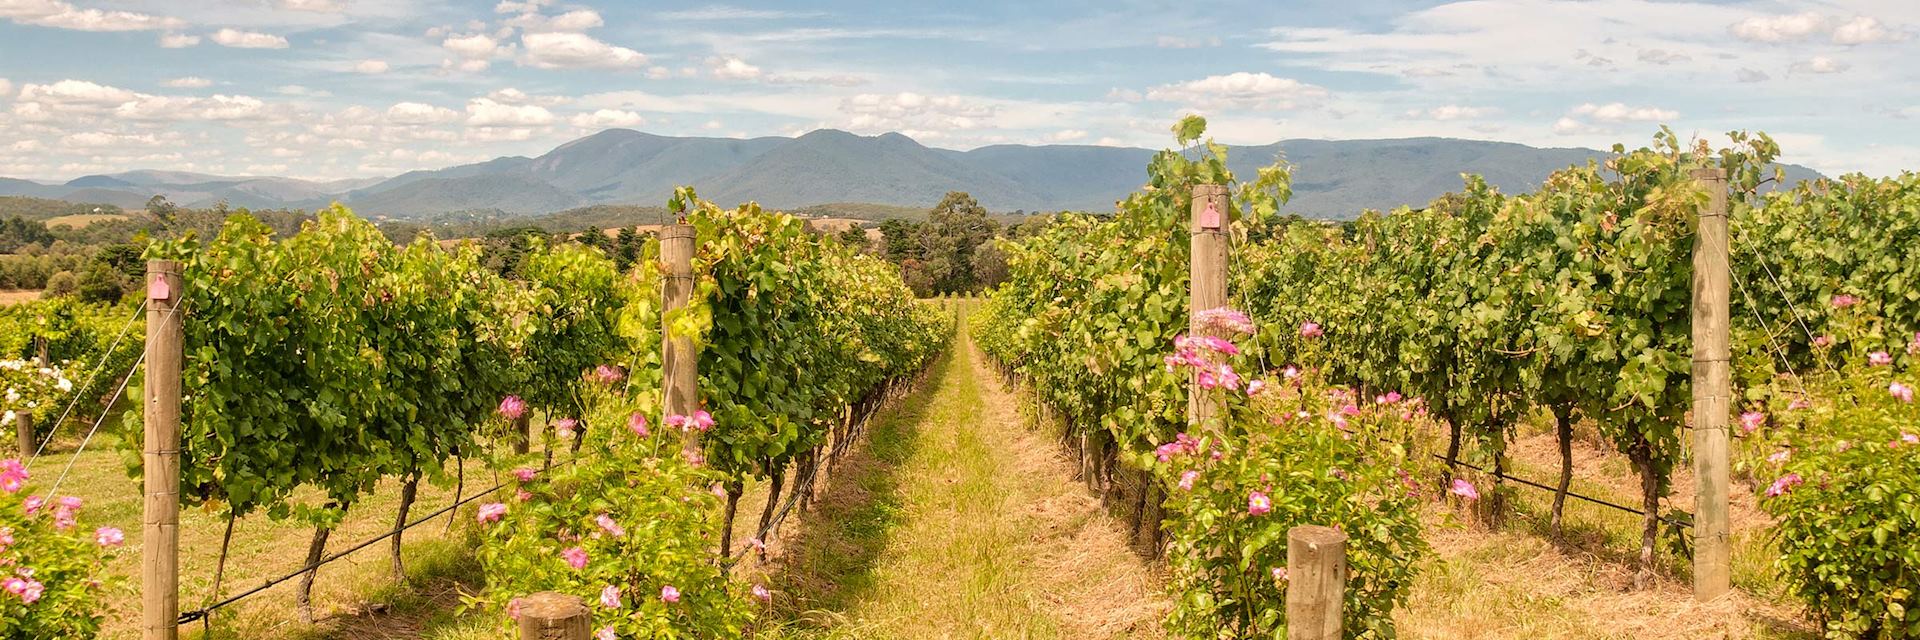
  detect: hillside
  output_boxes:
[0,129,1829,220]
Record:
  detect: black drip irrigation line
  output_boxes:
[1439,453,1693,529]
[1325,422,1693,529]
[176,451,600,625]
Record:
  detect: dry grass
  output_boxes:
[1396,416,1817,639]
[0,289,41,306]
[763,323,1167,639]
[44,212,129,229]
[26,429,561,639]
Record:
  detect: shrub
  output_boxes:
[472,394,758,638]
[0,459,122,638]
[1159,316,1429,639]
[1760,370,1920,639]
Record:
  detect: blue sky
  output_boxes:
[0,0,1915,181]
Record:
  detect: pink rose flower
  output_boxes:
[1764,472,1803,498]
[554,418,578,440]
[599,584,622,609]
[95,526,124,547]
[595,626,616,640]
[1247,491,1272,516]
[0,459,27,494]
[497,395,526,420]
[476,502,507,523]
[1299,321,1324,339]
[660,585,681,603]
[1449,479,1480,501]
[1868,351,1893,366]
[751,584,771,602]
[512,467,537,482]
[595,513,625,537]
[1830,294,1859,309]
[1178,470,1199,491]
[1891,381,1914,403]
[561,546,588,570]
[627,412,649,437]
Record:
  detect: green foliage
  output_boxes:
[473,385,756,638]
[0,472,124,639]
[1759,368,1920,639]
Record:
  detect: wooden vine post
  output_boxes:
[1690,166,1732,601]
[142,260,185,640]
[1286,525,1347,640]
[1188,183,1229,431]
[661,223,699,457]
[16,336,47,455]
[515,592,590,640]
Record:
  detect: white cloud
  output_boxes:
[520,32,647,69]
[1791,56,1850,74]
[1571,102,1678,122]
[0,78,13,98]
[62,132,164,148]
[17,79,138,107]
[1831,16,1901,45]
[278,0,345,12]
[158,32,199,47]
[839,92,994,132]
[1731,12,1904,45]
[1737,68,1770,83]
[570,108,646,128]
[708,56,762,80]
[1551,116,1603,136]
[1156,35,1221,49]
[386,101,460,124]
[212,28,289,49]
[354,59,390,74]
[1729,12,1828,43]
[1045,129,1087,142]
[443,59,491,73]
[1,0,183,32]
[465,97,555,126]
[486,88,570,106]
[646,66,673,79]
[494,0,554,14]
[115,94,267,121]
[442,33,500,59]
[1144,72,1329,110]
[162,76,213,88]
[1405,105,1498,120]
[507,8,603,32]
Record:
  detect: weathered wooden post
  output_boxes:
[515,592,590,640]
[143,260,184,640]
[1690,166,1732,601]
[1188,183,1229,431]
[661,224,698,457]
[17,336,47,456]
[1286,525,1347,640]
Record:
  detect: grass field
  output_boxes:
[44,212,129,228]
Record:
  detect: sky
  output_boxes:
[0,0,1915,182]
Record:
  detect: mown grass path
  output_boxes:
[770,315,1166,639]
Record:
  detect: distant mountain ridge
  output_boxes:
[0,129,1827,220]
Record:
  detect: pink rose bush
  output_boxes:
[475,400,755,637]
[1155,310,1428,639]
[0,459,118,637]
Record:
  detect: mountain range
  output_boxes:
[0,129,1826,220]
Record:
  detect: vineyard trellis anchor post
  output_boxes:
[1286,525,1347,640]
[661,223,699,457]
[17,336,47,455]
[142,260,185,640]
[515,592,590,640]
[1690,167,1732,601]
[1188,183,1229,432]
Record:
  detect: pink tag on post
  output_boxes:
[148,276,171,301]
[1199,200,1222,229]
